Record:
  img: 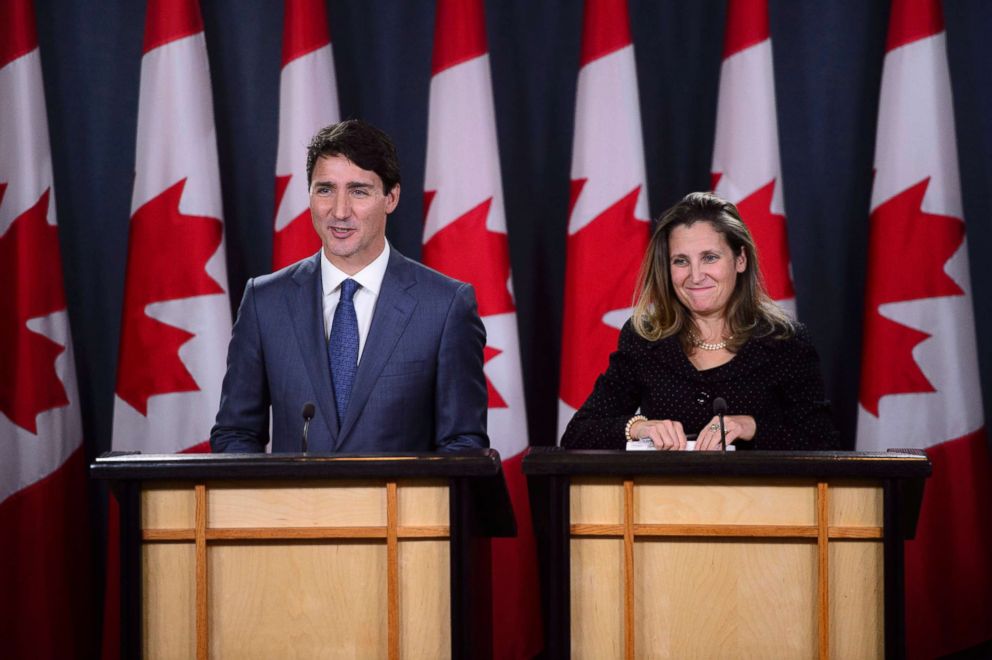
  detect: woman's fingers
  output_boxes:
[642,419,687,450]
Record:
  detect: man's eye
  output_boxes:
[314,187,331,195]
[352,189,369,197]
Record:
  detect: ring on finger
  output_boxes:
[709,423,719,432]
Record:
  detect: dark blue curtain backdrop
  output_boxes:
[29,0,992,647]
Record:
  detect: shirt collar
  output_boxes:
[320,241,391,296]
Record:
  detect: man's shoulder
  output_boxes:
[251,253,320,293]
[388,248,470,296]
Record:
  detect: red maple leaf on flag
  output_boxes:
[728,178,794,300]
[560,182,648,409]
[272,173,320,269]
[0,186,70,433]
[423,194,514,408]
[859,177,965,416]
[116,179,224,415]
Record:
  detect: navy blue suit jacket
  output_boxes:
[210,247,489,453]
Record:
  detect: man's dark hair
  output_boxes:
[306,119,401,193]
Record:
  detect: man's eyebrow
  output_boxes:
[345,181,374,189]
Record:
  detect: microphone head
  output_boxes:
[713,397,727,415]
[301,402,316,420]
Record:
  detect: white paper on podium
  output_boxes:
[625,439,735,451]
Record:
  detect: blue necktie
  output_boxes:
[328,279,360,423]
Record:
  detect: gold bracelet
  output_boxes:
[625,415,648,442]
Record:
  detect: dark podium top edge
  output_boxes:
[521,446,932,479]
[91,448,505,481]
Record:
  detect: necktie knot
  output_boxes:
[340,278,359,302]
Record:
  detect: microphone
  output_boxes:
[713,397,727,451]
[301,402,315,454]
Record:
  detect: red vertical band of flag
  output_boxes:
[723,0,769,58]
[905,431,992,657]
[0,0,38,68]
[282,0,331,65]
[431,0,487,74]
[143,0,203,53]
[578,0,633,66]
[0,450,93,658]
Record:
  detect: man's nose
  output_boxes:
[332,193,350,218]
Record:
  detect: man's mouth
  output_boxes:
[329,226,356,239]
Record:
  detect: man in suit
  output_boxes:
[210,120,489,453]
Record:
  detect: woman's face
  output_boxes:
[667,221,746,319]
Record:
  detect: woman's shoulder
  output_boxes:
[748,318,814,351]
[620,319,680,351]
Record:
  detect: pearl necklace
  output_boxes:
[689,332,731,351]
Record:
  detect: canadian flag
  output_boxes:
[104,3,231,654]
[112,0,232,454]
[856,0,992,657]
[273,0,340,270]
[558,0,651,436]
[0,0,92,655]
[421,0,541,656]
[710,0,795,313]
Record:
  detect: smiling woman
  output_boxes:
[560,192,839,451]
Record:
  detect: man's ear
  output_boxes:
[385,184,400,213]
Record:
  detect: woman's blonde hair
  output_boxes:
[631,191,793,351]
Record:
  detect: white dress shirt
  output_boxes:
[320,242,390,363]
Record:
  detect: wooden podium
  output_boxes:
[523,448,930,660]
[92,450,514,660]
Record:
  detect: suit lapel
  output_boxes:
[288,254,339,443]
[338,249,417,444]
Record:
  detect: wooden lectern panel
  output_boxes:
[830,540,884,658]
[142,483,195,529]
[209,542,388,658]
[636,540,817,658]
[399,540,450,657]
[571,538,624,659]
[829,481,883,527]
[143,543,196,659]
[635,478,816,526]
[397,479,448,526]
[207,481,386,528]
[571,477,623,525]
